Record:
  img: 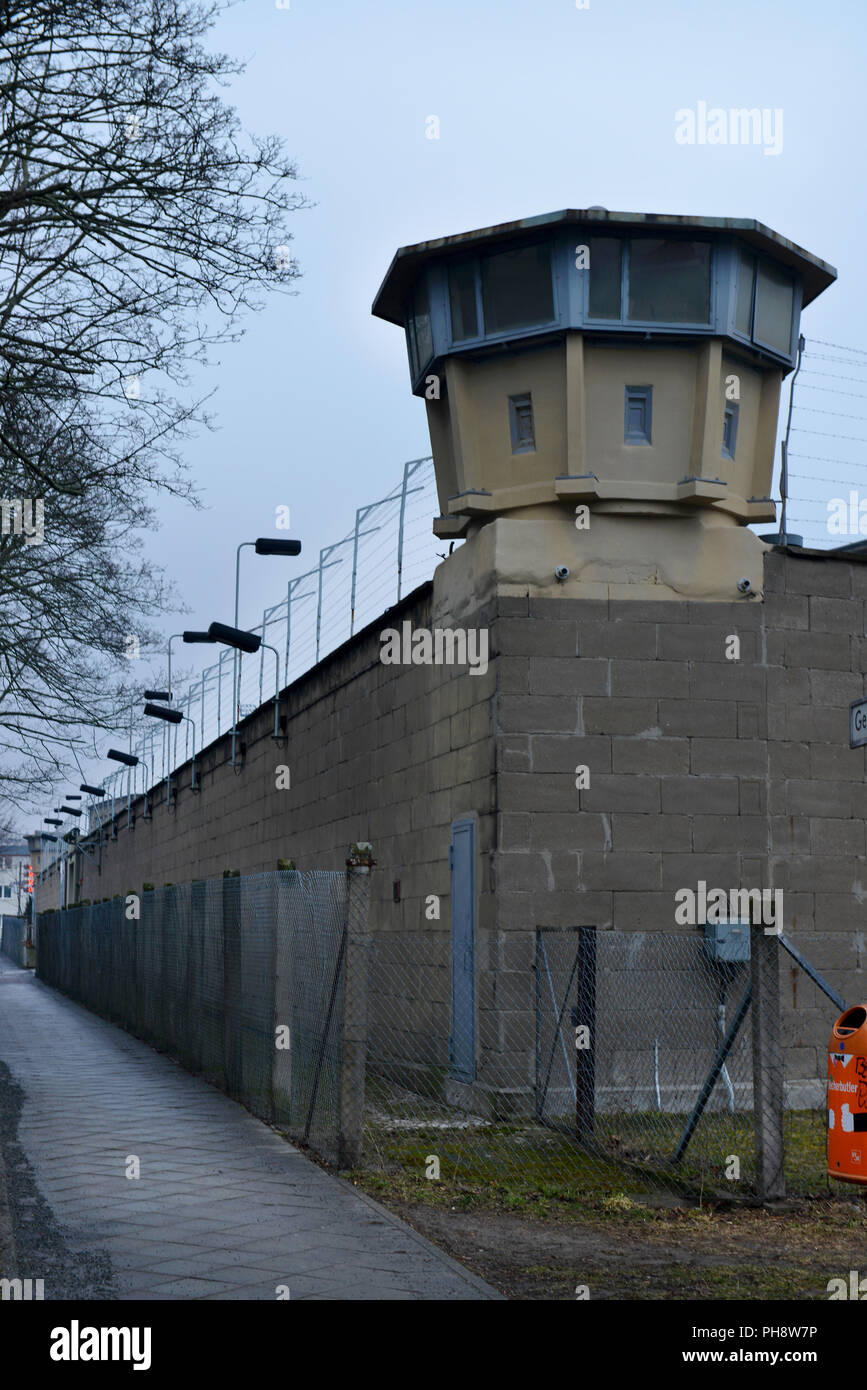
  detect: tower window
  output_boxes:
[624,385,652,444]
[448,259,479,341]
[722,402,739,459]
[406,278,433,378]
[482,243,554,335]
[754,262,794,355]
[627,239,711,324]
[509,393,536,453]
[588,236,623,319]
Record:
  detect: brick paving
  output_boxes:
[0,958,499,1300]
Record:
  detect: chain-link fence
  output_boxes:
[36,869,367,1165]
[0,913,32,967]
[360,926,838,1203]
[34,888,847,1201]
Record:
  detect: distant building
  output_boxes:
[0,843,31,915]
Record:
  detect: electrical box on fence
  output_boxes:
[703,919,750,963]
[828,1004,867,1185]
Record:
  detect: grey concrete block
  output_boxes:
[785,779,853,818]
[658,624,753,663]
[763,593,809,630]
[658,698,737,738]
[785,631,851,671]
[808,668,864,708]
[577,620,657,659]
[582,775,661,814]
[609,599,688,624]
[496,695,579,735]
[495,617,578,657]
[612,738,689,775]
[661,777,739,815]
[583,697,659,736]
[690,739,767,777]
[531,733,612,774]
[612,813,691,852]
[611,660,690,698]
[580,852,662,892]
[785,557,852,597]
[500,735,531,772]
[498,771,573,814]
[529,812,611,852]
[811,818,866,857]
[690,662,765,702]
[693,815,768,852]
[528,656,609,696]
[809,596,864,633]
[493,852,552,892]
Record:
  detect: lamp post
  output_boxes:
[143,703,198,799]
[107,747,140,829]
[207,622,284,746]
[230,537,301,766]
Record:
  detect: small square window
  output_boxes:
[722,402,739,459]
[624,386,652,444]
[509,393,536,453]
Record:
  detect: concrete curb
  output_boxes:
[0,1112,19,1279]
[334,1175,506,1300]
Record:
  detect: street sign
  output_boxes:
[850,697,867,748]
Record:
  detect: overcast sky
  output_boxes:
[155,0,864,642]
[32,0,867,810]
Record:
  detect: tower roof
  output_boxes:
[372,208,837,325]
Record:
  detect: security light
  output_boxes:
[144,702,183,725]
[207,621,261,655]
[254,538,302,556]
[107,748,138,767]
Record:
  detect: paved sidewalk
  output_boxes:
[0,958,499,1300]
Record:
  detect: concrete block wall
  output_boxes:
[491,547,867,1102]
[39,582,497,934]
[36,545,867,1117]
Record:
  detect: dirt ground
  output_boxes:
[357,1188,867,1300]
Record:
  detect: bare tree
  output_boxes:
[0,0,307,806]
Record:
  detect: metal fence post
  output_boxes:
[751,924,786,1199]
[575,924,597,1142]
[338,851,372,1168]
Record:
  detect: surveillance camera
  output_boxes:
[737,577,753,595]
[555,565,570,582]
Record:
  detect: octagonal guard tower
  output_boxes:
[373,209,835,615]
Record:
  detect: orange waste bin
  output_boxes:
[828,1004,867,1184]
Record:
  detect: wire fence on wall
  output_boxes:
[778,336,867,551]
[41,455,446,858]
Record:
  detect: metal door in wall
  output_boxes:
[449,817,476,1082]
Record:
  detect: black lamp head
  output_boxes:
[207,621,261,654]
